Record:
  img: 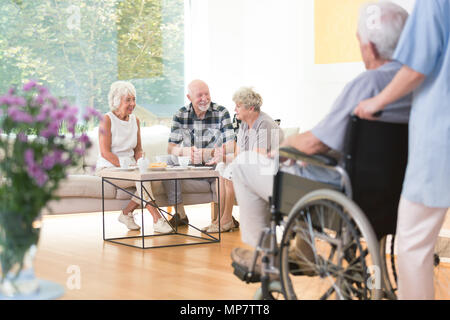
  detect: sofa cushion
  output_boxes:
[55,175,116,199]
[140,126,170,162]
[84,128,100,168]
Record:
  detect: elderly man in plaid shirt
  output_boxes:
[164,80,236,227]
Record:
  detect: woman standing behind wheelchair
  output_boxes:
[355,0,450,300]
[202,87,283,232]
[96,81,172,233]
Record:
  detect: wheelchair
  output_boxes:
[232,115,418,300]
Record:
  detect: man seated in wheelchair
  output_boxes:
[230,1,412,280]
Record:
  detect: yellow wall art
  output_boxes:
[315,0,378,64]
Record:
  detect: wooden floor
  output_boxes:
[35,205,261,300]
[34,206,450,300]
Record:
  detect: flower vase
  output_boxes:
[0,212,65,300]
[0,214,42,298]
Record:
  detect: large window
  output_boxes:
[0,0,184,127]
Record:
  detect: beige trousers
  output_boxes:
[396,197,447,300]
[96,168,161,206]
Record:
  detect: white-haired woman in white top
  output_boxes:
[96,81,172,233]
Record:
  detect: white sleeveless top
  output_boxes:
[96,112,138,169]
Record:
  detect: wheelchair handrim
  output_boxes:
[279,189,383,300]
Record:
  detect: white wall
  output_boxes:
[186,0,416,130]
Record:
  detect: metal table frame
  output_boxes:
[101,172,221,249]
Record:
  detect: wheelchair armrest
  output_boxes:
[279,147,338,167]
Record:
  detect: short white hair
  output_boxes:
[108,81,136,111]
[232,87,263,112]
[358,1,409,60]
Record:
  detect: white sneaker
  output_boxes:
[154,218,173,233]
[118,212,140,230]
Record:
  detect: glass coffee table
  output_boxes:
[101,167,221,249]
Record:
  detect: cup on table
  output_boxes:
[137,157,149,173]
[156,155,172,164]
[119,157,131,169]
[178,156,190,168]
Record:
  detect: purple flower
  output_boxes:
[66,106,79,117]
[61,158,72,166]
[33,94,45,106]
[40,122,60,138]
[53,150,64,163]
[24,149,35,167]
[48,96,59,108]
[83,106,102,121]
[38,86,49,96]
[33,169,48,187]
[78,133,90,144]
[11,96,26,107]
[36,104,52,122]
[17,132,28,142]
[51,109,65,121]
[74,147,85,156]
[0,94,13,105]
[24,148,49,186]
[42,154,57,170]
[7,87,15,95]
[8,107,34,123]
[23,80,38,92]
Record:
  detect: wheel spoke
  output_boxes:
[280,194,376,300]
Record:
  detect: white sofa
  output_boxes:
[44,125,217,215]
[42,125,299,215]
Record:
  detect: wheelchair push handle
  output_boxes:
[350,110,384,119]
[278,146,338,167]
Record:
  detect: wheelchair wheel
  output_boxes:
[380,233,450,300]
[434,234,450,299]
[379,235,398,299]
[279,189,382,300]
[253,281,284,300]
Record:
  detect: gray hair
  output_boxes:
[108,81,137,111]
[358,1,409,60]
[232,87,263,112]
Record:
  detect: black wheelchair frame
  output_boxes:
[233,116,409,300]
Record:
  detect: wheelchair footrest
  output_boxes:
[231,262,261,283]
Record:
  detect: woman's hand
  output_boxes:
[354,96,385,120]
[134,149,144,161]
[205,146,223,165]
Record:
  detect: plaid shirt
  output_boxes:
[168,102,235,149]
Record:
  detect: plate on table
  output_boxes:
[148,167,166,171]
[188,166,214,170]
[166,166,189,171]
[111,167,136,171]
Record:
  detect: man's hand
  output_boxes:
[354,96,385,120]
[269,136,296,162]
[178,146,192,158]
[192,146,203,164]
